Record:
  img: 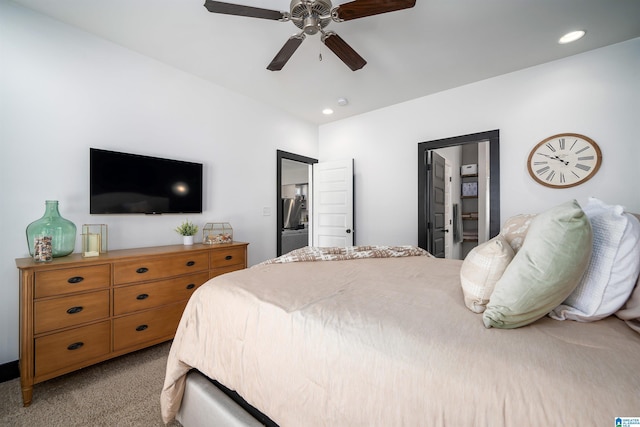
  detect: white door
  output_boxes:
[311,159,354,247]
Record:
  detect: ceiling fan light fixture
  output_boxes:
[204,0,416,71]
[558,30,586,44]
[303,15,321,34]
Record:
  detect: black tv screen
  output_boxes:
[90,148,203,214]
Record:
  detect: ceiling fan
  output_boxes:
[203,0,416,71]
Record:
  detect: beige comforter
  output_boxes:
[161,256,640,426]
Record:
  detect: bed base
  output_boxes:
[176,370,278,427]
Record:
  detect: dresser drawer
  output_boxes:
[113,252,209,285]
[34,290,110,334]
[210,264,245,279]
[35,265,110,298]
[210,246,246,269]
[113,272,209,316]
[113,302,186,351]
[35,321,110,378]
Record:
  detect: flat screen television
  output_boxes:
[90,148,203,214]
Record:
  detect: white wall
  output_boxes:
[319,38,640,247]
[0,2,318,364]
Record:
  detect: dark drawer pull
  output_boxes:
[186,261,196,266]
[66,306,84,314]
[225,255,233,260]
[67,342,84,351]
[186,284,195,290]
[136,267,149,274]
[136,293,149,300]
[136,324,148,332]
[67,276,84,284]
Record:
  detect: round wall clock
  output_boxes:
[527,133,602,188]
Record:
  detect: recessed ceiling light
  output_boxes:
[322,108,334,115]
[558,30,586,44]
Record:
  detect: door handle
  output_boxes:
[346,229,351,234]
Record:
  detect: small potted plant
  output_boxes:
[175,220,199,245]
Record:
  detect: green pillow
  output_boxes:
[483,200,592,329]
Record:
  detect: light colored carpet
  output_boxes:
[0,341,181,426]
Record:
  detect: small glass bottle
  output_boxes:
[26,200,77,258]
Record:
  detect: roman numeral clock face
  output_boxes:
[527,133,602,188]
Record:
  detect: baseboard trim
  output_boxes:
[0,360,19,383]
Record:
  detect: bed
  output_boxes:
[161,200,640,426]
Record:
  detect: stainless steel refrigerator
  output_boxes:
[282,197,304,229]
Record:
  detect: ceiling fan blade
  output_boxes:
[321,32,367,71]
[267,35,305,71]
[204,0,286,20]
[333,0,416,21]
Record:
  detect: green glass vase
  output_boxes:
[26,200,77,258]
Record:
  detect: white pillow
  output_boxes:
[550,198,640,322]
[460,235,514,313]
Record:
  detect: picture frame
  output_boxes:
[462,181,478,197]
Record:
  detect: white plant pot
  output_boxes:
[183,235,194,246]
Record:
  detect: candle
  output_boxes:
[88,234,100,252]
[84,233,100,257]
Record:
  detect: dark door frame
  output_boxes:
[276,150,318,256]
[417,130,500,252]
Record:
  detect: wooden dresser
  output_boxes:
[15,242,248,407]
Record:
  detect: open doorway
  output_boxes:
[277,150,317,256]
[277,151,355,256]
[418,130,500,259]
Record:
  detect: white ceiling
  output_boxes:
[10,0,640,125]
